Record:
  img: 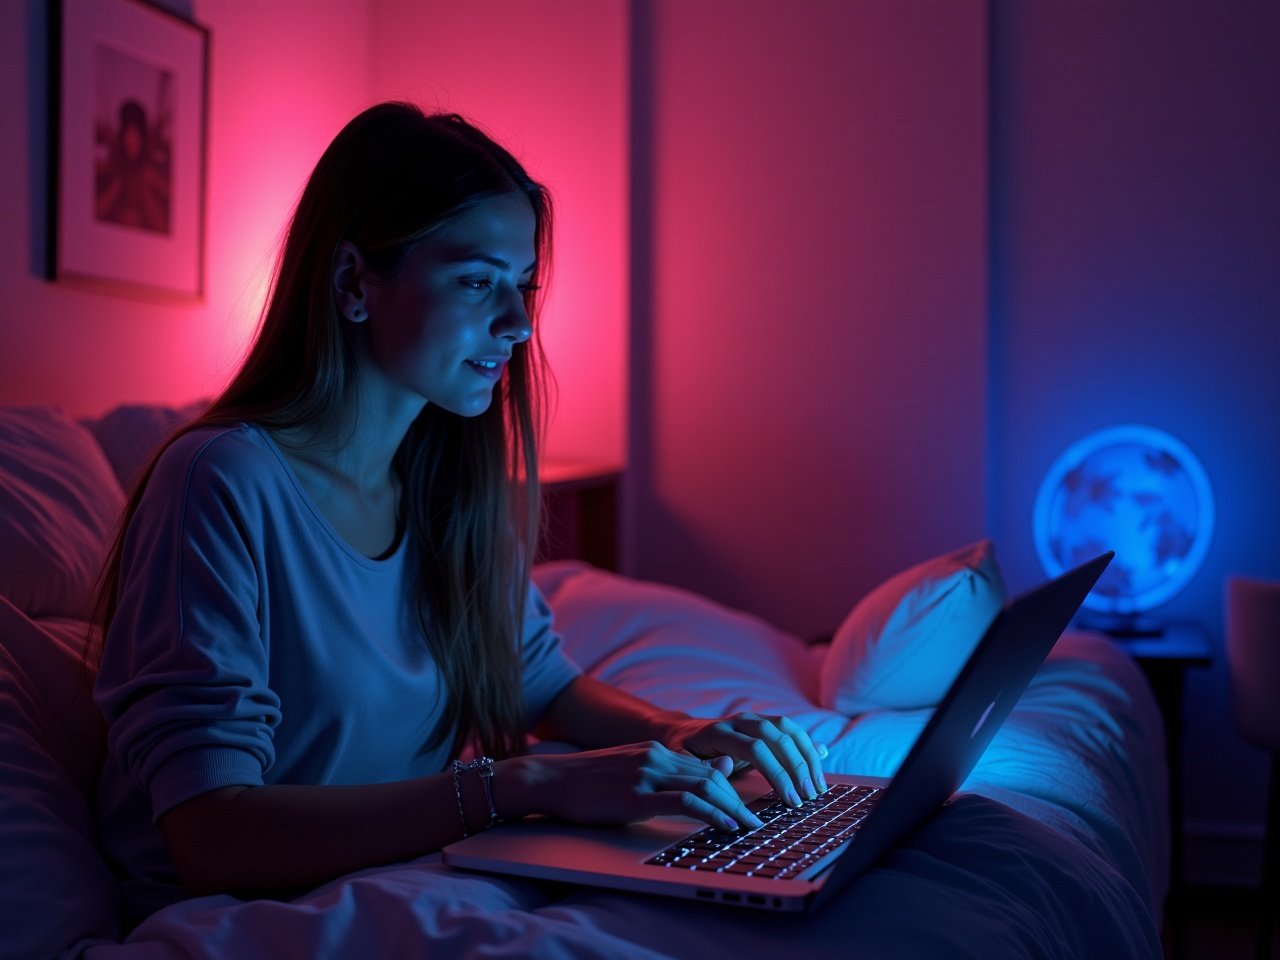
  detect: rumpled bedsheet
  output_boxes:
[83,792,1159,960]
[75,564,1166,960]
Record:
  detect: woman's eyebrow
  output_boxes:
[443,252,537,274]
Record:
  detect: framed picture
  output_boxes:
[48,0,209,301]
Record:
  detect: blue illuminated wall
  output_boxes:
[989,3,1280,884]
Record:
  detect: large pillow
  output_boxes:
[0,595,121,956]
[532,562,847,739]
[818,540,1006,714]
[0,595,106,797]
[0,406,125,619]
[80,398,209,494]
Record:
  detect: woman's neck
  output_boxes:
[273,375,425,498]
[263,372,424,558]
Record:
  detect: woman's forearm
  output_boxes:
[533,674,690,749]
[159,760,539,898]
[159,677,733,899]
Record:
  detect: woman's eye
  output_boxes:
[460,277,538,297]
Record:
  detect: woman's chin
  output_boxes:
[444,392,497,419]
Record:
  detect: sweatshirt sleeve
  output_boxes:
[518,579,581,728]
[94,430,281,821]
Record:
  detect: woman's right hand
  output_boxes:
[500,742,766,834]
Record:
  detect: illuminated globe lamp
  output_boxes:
[1033,425,1215,637]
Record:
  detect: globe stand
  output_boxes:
[1078,613,1167,638]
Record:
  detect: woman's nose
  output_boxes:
[493,288,532,343]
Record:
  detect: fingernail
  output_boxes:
[817,743,829,759]
[720,815,738,832]
[801,776,815,800]
[750,814,764,830]
[786,786,801,807]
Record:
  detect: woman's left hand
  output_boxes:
[662,713,829,808]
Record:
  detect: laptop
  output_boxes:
[442,551,1113,913]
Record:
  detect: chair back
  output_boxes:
[1225,576,1280,752]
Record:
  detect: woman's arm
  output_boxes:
[159,767,509,897]
[534,675,828,807]
[533,674,690,749]
[160,727,772,898]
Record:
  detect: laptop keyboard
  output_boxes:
[644,783,882,880]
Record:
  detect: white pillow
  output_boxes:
[819,540,1006,714]
[80,397,210,494]
[0,406,125,618]
[532,562,824,720]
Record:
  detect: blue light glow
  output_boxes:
[1033,425,1215,615]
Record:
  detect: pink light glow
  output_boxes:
[194,0,376,386]
[369,0,629,466]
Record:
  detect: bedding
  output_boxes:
[0,404,1168,959]
[818,538,1006,714]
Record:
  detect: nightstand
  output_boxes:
[1100,620,1212,960]
[538,461,622,571]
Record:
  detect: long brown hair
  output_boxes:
[93,103,553,761]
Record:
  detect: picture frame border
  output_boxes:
[46,0,210,302]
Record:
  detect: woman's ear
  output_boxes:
[333,241,370,323]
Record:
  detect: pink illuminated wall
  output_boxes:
[1,0,983,641]
[0,0,375,418]
[2,0,626,465]
[627,0,989,640]
[368,0,630,466]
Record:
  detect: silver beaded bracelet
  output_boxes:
[450,756,500,838]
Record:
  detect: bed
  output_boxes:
[0,403,1168,959]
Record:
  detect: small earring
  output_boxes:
[349,307,366,322]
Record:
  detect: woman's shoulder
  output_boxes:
[148,422,284,499]
[156,421,271,469]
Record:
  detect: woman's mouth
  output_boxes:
[466,359,506,381]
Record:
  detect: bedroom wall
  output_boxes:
[626,0,990,642]
[4,0,976,632]
[4,0,1271,889]
[365,0,629,465]
[989,2,1280,885]
[0,0,375,417]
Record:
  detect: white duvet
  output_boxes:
[56,562,1166,960]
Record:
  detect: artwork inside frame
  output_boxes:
[48,0,209,301]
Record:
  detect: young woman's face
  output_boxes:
[362,193,537,417]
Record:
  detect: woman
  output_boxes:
[93,102,827,923]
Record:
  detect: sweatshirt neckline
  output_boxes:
[246,423,408,571]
